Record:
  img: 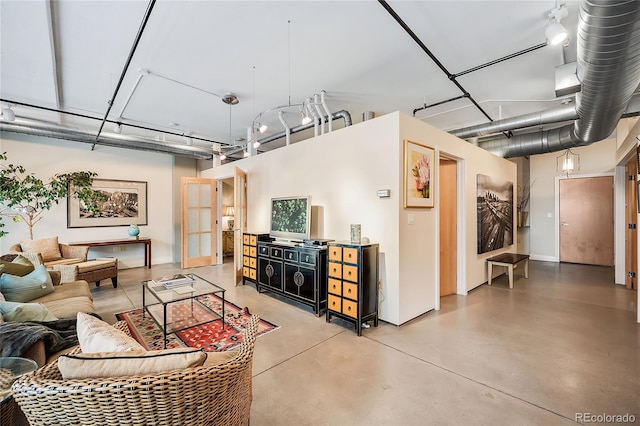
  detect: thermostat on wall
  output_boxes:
[377,189,391,198]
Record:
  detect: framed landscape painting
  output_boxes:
[476,174,514,254]
[68,179,148,228]
[404,139,435,208]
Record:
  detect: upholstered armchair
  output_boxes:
[12,315,259,426]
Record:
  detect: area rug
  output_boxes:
[115,294,279,352]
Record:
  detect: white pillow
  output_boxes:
[76,312,144,353]
[0,301,58,322]
[57,348,207,379]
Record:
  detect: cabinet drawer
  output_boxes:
[243,245,250,256]
[328,294,341,312]
[343,264,358,283]
[300,252,316,266]
[270,247,283,258]
[328,262,342,279]
[250,269,256,280]
[284,249,298,262]
[243,235,250,245]
[328,278,342,296]
[343,247,358,264]
[250,258,256,268]
[250,235,257,246]
[250,246,257,257]
[342,282,358,300]
[259,245,269,256]
[328,246,342,261]
[243,256,250,266]
[243,266,250,277]
[342,299,357,319]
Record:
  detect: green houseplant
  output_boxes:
[0,152,99,239]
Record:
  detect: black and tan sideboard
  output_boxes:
[326,241,379,335]
[242,232,271,286]
[256,241,328,316]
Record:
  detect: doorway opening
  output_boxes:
[439,155,459,300]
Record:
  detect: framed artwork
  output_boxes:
[476,174,514,254]
[68,179,148,228]
[404,139,435,208]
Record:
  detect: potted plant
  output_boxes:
[517,180,532,228]
[0,152,99,239]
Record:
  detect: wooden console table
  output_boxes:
[486,253,529,289]
[69,238,152,268]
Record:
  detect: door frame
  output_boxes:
[434,152,466,311]
[554,172,615,263]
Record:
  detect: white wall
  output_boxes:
[205,112,517,325]
[530,138,617,262]
[0,133,176,268]
[399,114,517,323]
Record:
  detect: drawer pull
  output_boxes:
[305,256,309,262]
[347,306,352,311]
[289,253,293,259]
[347,288,351,294]
[348,253,352,258]
[333,267,337,273]
[348,271,352,276]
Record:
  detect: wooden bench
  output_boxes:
[486,253,529,289]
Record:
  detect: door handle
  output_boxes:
[561,221,569,226]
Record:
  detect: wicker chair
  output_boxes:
[11,316,260,426]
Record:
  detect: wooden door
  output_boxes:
[181,177,216,268]
[559,176,614,266]
[234,167,247,285]
[439,159,457,296]
[625,159,638,289]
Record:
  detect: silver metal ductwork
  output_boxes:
[0,120,214,160]
[223,110,352,158]
[468,0,640,158]
[450,105,579,140]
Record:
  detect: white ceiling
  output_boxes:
[0,0,582,160]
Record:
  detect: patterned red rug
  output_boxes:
[116,294,278,352]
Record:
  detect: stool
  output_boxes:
[54,258,118,288]
[486,253,529,289]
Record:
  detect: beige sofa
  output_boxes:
[1,254,96,366]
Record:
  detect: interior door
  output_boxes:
[439,159,457,297]
[559,176,614,266]
[181,177,216,268]
[625,159,637,289]
[234,167,247,285]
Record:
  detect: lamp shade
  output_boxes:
[225,206,235,216]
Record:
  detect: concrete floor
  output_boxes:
[91,259,639,426]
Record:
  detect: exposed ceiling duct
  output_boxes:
[223,110,352,159]
[468,0,640,158]
[0,120,213,160]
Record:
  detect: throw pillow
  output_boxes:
[0,255,35,277]
[0,265,55,303]
[19,236,62,262]
[0,301,58,322]
[76,312,145,353]
[57,348,207,379]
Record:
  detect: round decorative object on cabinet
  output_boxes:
[128,224,140,238]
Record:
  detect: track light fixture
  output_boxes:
[113,123,122,134]
[545,4,569,46]
[219,153,227,160]
[243,149,249,158]
[1,105,15,121]
[253,140,261,148]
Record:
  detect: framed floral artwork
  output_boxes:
[404,140,435,208]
